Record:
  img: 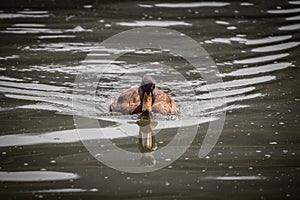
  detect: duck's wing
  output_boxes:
[152,90,179,115]
[110,87,141,114]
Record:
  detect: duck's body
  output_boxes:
[110,76,178,115]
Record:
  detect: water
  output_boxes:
[0,0,299,199]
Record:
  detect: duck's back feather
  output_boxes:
[110,87,178,115]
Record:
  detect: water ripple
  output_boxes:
[0,12,50,19]
[0,171,79,182]
[0,55,20,60]
[32,188,89,193]
[244,35,292,45]
[38,35,76,39]
[2,24,91,36]
[211,35,292,45]
[154,2,230,8]
[223,62,291,76]
[1,27,63,34]
[116,20,191,27]
[289,1,300,5]
[12,23,45,27]
[0,80,66,92]
[233,53,289,64]
[0,76,24,82]
[0,117,215,147]
[204,176,266,180]
[286,15,300,20]
[197,76,276,92]
[279,23,300,30]
[251,42,299,52]
[17,11,49,14]
[197,87,255,99]
[267,8,300,14]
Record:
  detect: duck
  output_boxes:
[110,75,179,115]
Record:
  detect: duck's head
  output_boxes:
[138,75,156,115]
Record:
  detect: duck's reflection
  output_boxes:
[132,116,158,166]
[137,118,158,152]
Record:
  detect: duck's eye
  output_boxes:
[151,84,155,90]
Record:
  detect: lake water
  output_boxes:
[0,0,299,199]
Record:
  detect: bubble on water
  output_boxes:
[240,2,254,6]
[83,5,93,9]
[269,141,277,145]
[216,20,230,25]
[227,26,237,30]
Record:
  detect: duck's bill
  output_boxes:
[142,92,152,113]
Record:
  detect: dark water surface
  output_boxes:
[0,0,300,199]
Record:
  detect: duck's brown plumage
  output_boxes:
[110,76,178,115]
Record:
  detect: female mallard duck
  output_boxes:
[110,75,178,115]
